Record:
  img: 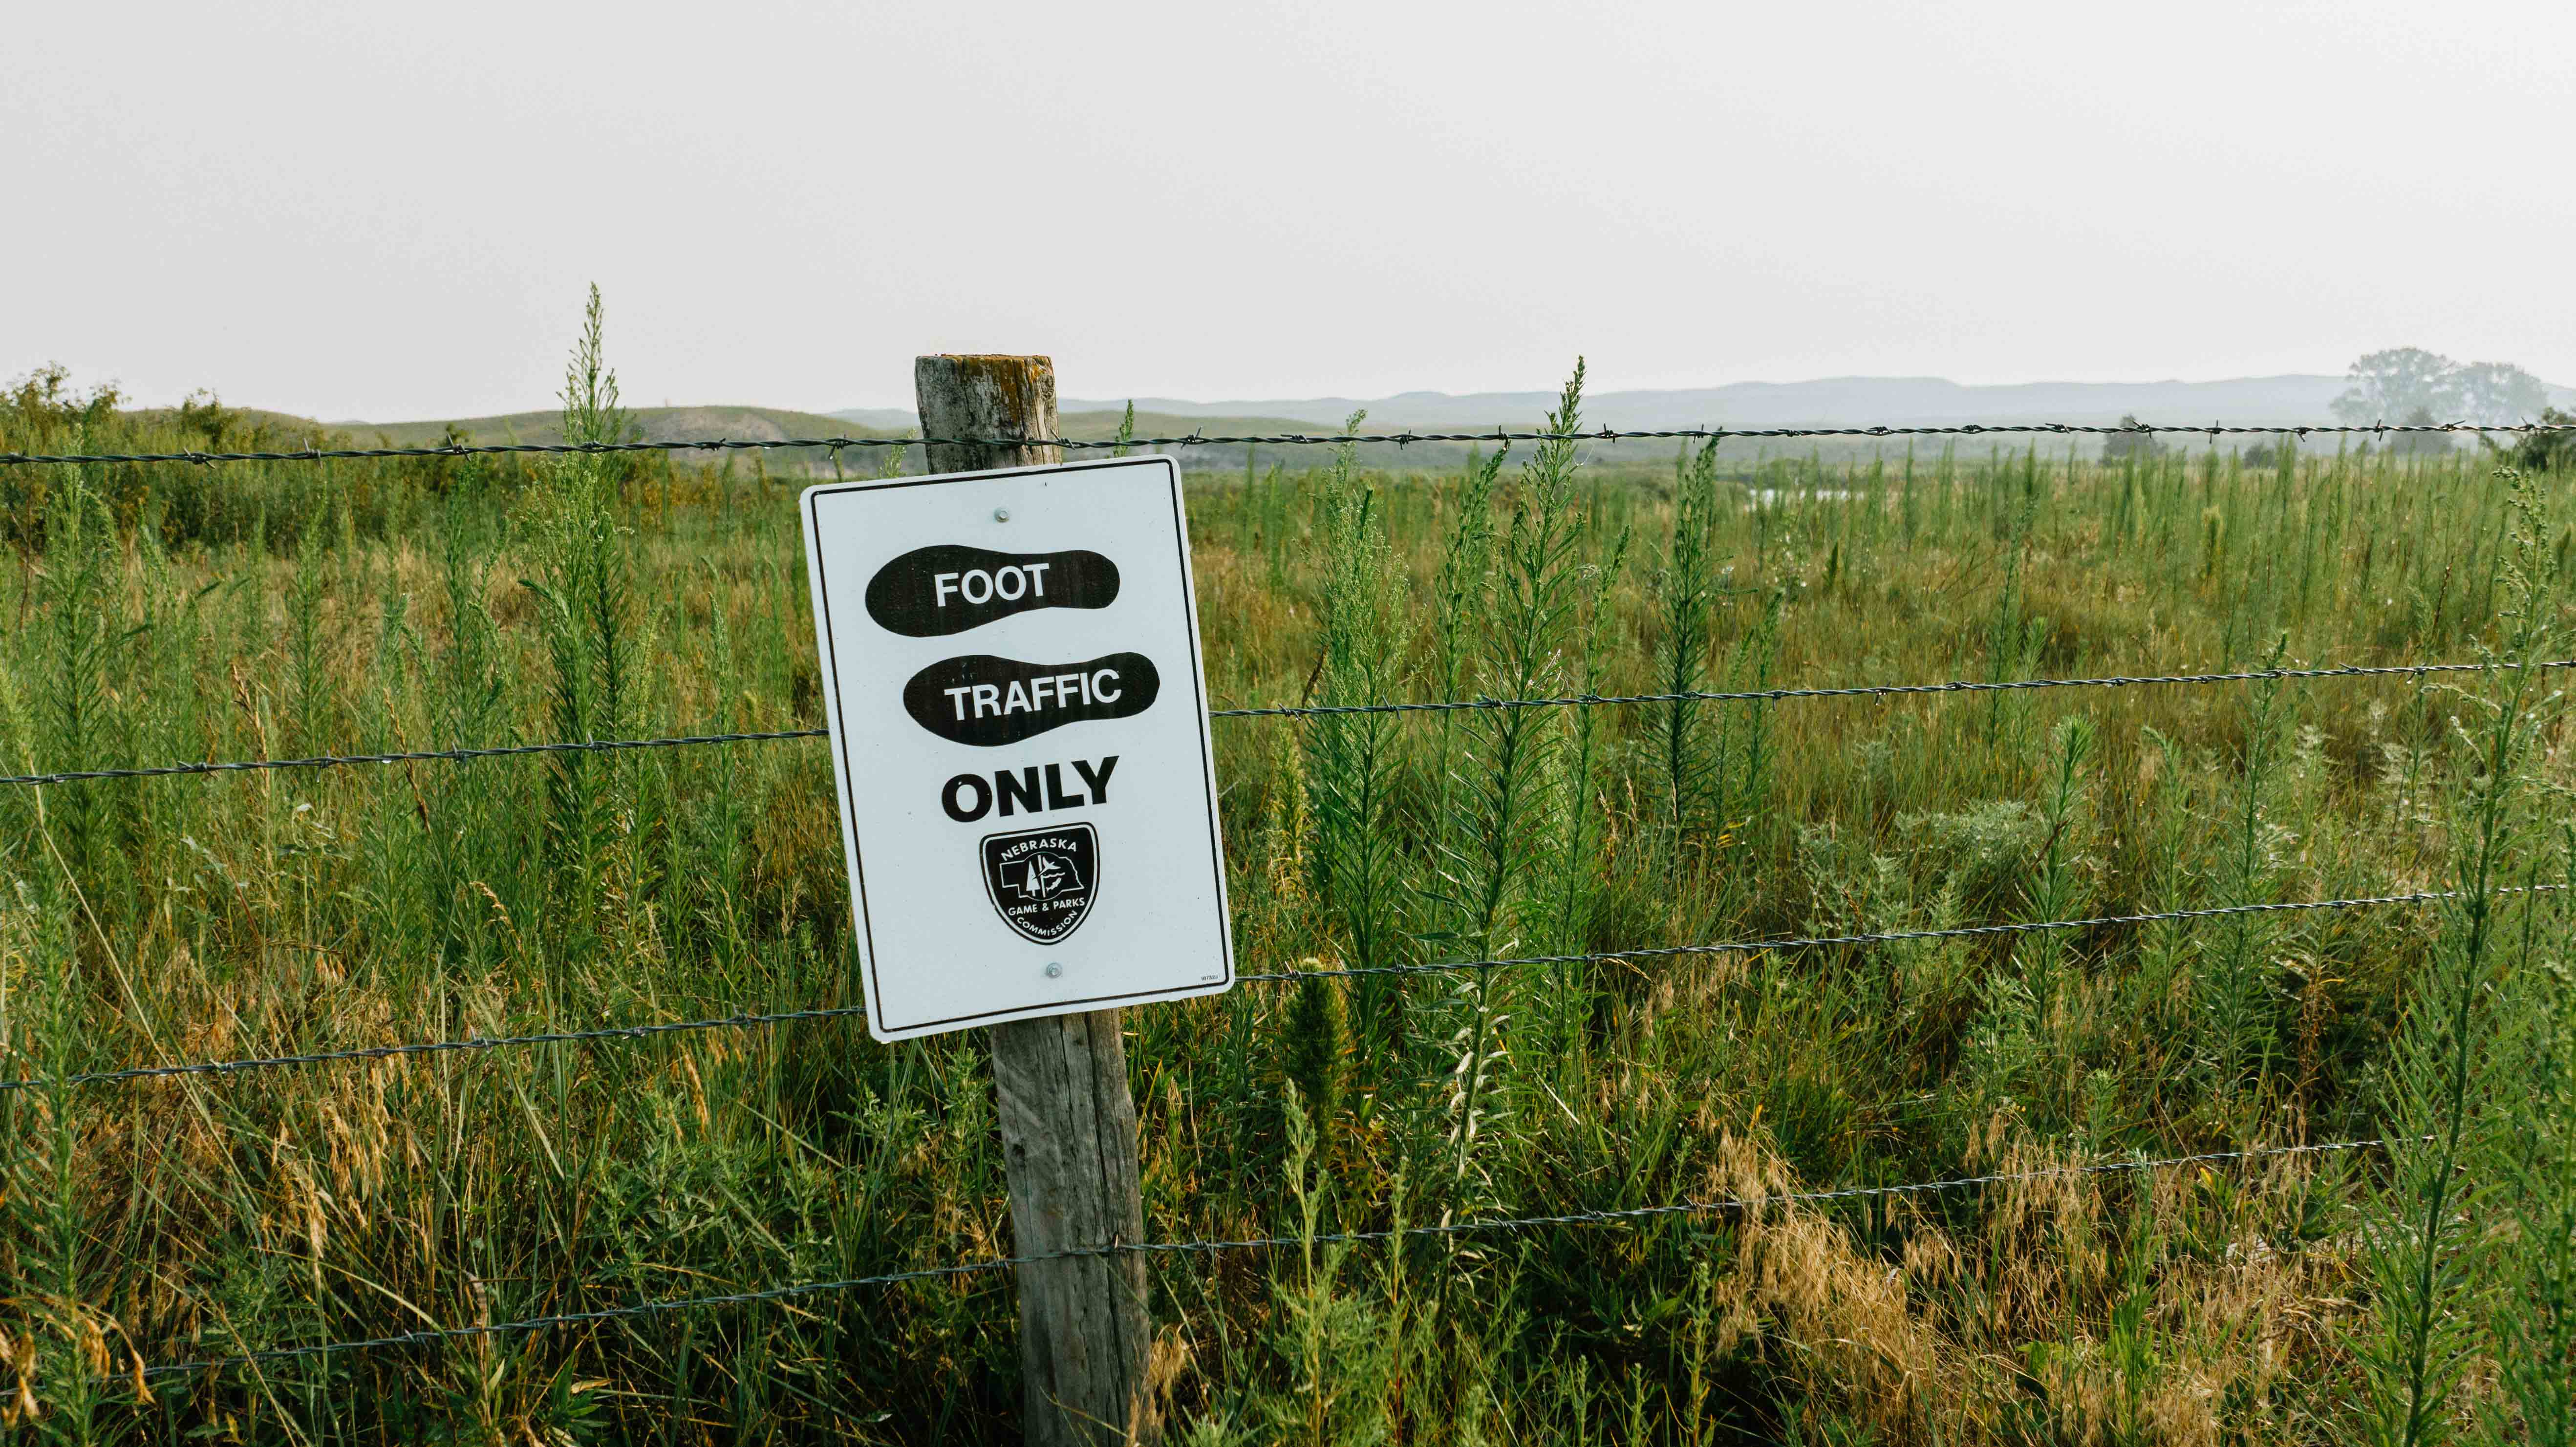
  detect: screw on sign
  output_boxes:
[801,450,1232,1041]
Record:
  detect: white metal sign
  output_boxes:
[801,455,1234,1042]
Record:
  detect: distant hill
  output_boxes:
[828,407,1344,445]
[1055,408,1503,474]
[356,404,900,452]
[817,408,1495,474]
[342,404,1413,473]
[846,373,2576,438]
[328,372,2576,480]
[127,404,339,440]
[828,407,926,433]
[1080,375,2576,430]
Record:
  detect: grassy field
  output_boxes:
[2,337,2573,1445]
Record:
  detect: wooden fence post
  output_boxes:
[913,355,1159,1447]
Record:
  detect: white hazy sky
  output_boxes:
[7,0,2574,422]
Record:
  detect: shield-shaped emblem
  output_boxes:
[980,824,1100,945]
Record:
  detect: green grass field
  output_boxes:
[2,335,2572,1444]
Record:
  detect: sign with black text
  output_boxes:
[801,456,1233,1042]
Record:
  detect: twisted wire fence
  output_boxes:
[134,1137,2398,1380]
[4,659,2555,790]
[6,416,2575,469]
[10,413,2543,1388]
[11,884,2542,1097]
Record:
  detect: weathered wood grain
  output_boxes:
[988,1012,1157,1447]
[913,353,1157,1447]
[914,354,1066,474]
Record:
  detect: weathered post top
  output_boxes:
[914,354,1064,475]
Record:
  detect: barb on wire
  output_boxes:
[1213,658,2573,722]
[9,418,2576,469]
[131,1135,2394,1379]
[1238,885,2552,983]
[22,884,2544,1095]
[0,727,829,788]
[0,1002,872,1095]
[8,659,2554,790]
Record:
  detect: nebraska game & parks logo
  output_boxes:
[980,824,1099,945]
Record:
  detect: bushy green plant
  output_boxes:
[2485,843,2576,1446]
[1653,439,1726,845]
[2360,470,2564,1447]
[1303,417,1411,1048]
[524,286,642,954]
[2201,638,2298,1130]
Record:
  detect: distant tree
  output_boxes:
[2454,361,2549,424]
[2099,412,2163,462]
[2505,406,2576,471]
[1,363,120,449]
[2389,404,2455,458]
[2333,347,2463,426]
[177,389,239,450]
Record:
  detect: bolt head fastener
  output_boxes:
[1043,962,1062,978]
[994,507,1011,522]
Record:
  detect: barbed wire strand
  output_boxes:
[1212,658,2569,722]
[0,1001,873,1094]
[9,418,2576,469]
[5,658,2553,790]
[130,1135,2393,1380]
[1237,885,2550,983]
[20,884,2542,1095]
[0,727,830,788]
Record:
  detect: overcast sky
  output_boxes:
[7,0,2573,422]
